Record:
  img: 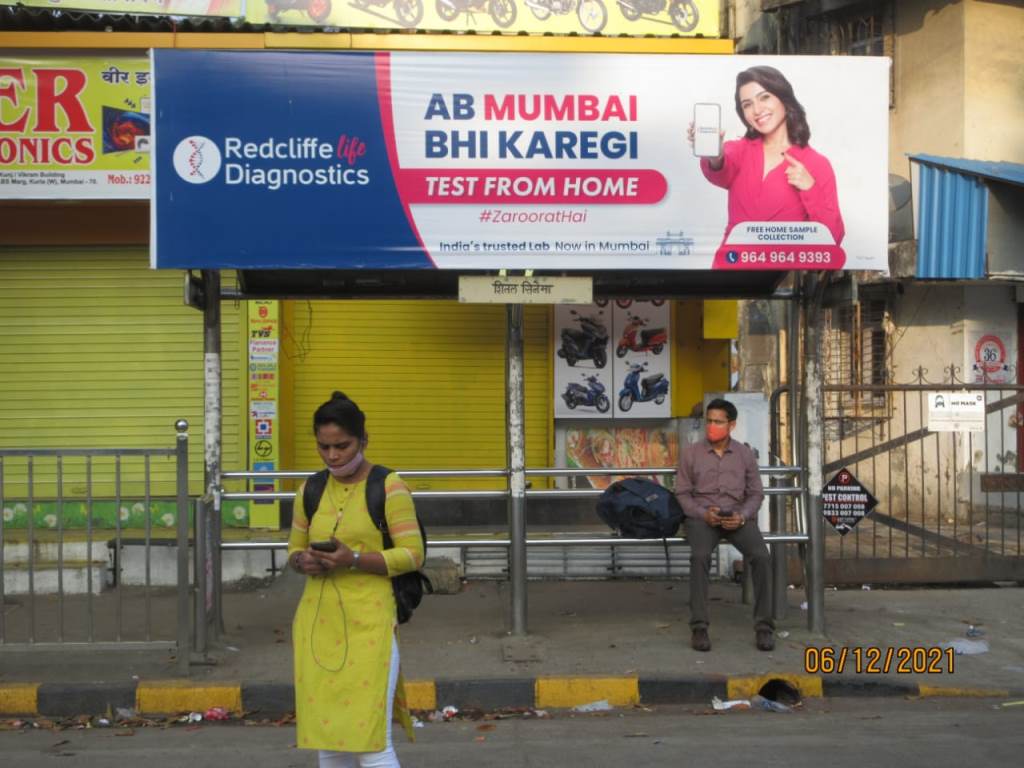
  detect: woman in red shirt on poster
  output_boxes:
[688,66,845,247]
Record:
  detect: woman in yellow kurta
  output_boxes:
[288,391,424,768]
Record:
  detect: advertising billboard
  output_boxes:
[244,0,716,36]
[152,50,889,271]
[0,56,151,199]
[0,0,242,17]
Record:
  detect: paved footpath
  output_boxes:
[2,574,1024,717]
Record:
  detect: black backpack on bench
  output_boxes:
[596,477,684,573]
[303,464,432,623]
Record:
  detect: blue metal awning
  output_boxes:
[909,154,1024,280]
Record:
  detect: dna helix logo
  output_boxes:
[172,136,222,184]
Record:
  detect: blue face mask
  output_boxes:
[327,450,364,479]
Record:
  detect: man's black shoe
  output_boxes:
[691,628,711,652]
[756,629,775,651]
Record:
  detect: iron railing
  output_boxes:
[0,422,192,674]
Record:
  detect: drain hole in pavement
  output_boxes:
[758,679,801,705]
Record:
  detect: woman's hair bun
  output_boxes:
[331,391,350,401]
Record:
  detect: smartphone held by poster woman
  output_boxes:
[693,103,722,158]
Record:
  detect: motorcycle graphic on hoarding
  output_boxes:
[350,0,424,28]
[615,0,698,33]
[558,310,609,369]
[562,375,611,413]
[616,313,667,357]
[266,0,333,23]
[618,362,669,412]
[436,0,517,26]
[525,0,608,34]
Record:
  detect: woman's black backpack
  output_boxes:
[303,464,432,623]
[596,477,684,539]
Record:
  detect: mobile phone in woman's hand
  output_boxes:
[310,540,338,552]
[693,103,722,158]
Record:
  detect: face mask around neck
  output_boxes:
[327,450,364,479]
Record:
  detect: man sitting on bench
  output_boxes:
[675,398,774,652]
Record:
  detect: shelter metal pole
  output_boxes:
[802,275,826,636]
[201,269,224,640]
[770,296,799,622]
[506,304,527,636]
[175,421,191,676]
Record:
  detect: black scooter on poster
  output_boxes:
[558,310,609,369]
[615,0,698,33]
[436,0,517,27]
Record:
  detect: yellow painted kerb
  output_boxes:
[727,674,823,700]
[535,676,639,709]
[403,680,436,711]
[0,683,38,715]
[918,685,1010,698]
[136,680,242,715]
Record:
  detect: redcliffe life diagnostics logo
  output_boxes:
[172,136,221,184]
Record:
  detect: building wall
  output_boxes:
[964,0,1024,163]
[889,0,967,175]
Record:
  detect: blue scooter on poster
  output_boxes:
[562,374,611,413]
[618,362,668,412]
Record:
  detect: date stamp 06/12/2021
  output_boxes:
[804,646,957,675]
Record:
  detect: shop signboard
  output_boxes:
[459,275,592,304]
[152,50,889,272]
[0,56,151,199]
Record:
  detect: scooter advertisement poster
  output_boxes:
[612,299,671,418]
[241,0,717,38]
[554,303,612,419]
[554,300,670,419]
[152,50,889,272]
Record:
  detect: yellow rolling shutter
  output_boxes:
[0,247,243,497]
[286,300,550,489]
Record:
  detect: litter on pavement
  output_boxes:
[943,638,990,655]
[572,699,614,713]
[711,697,750,711]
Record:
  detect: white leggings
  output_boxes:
[318,637,401,768]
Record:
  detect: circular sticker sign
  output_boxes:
[974,334,1007,378]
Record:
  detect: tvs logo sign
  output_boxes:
[173,136,221,183]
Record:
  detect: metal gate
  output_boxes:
[818,369,1024,584]
[0,423,192,673]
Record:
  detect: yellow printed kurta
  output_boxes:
[288,469,423,753]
